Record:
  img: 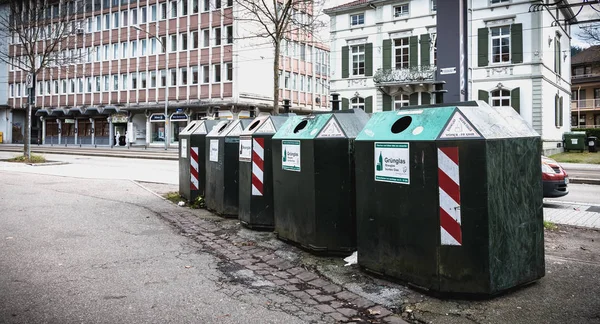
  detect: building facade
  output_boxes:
[0,2,9,143]
[4,0,329,147]
[326,0,573,155]
[571,45,600,128]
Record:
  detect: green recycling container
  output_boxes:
[179,120,221,201]
[205,118,254,217]
[563,132,587,152]
[272,109,370,253]
[238,115,294,230]
[355,101,544,295]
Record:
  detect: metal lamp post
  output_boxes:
[132,25,168,150]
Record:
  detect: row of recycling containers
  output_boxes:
[178,101,545,296]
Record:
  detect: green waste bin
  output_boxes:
[205,118,255,217]
[563,132,587,152]
[179,120,222,201]
[239,115,294,230]
[355,101,544,295]
[272,109,370,253]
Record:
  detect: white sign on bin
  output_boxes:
[239,136,252,162]
[181,138,188,158]
[209,139,219,162]
[282,140,301,172]
[374,142,410,184]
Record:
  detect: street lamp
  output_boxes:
[132,25,168,150]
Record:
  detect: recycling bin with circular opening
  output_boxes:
[354,101,544,295]
[205,118,255,217]
[238,115,294,230]
[272,109,370,253]
[588,136,598,153]
[563,131,587,152]
[179,120,221,201]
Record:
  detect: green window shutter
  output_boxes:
[554,95,559,127]
[420,34,430,67]
[409,36,418,68]
[341,46,349,78]
[365,43,373,77]
[511,23,523,64]
[478,28,489,67]
[342,98,349,110]
[409,93,419,106]
[365,96,373,113]
[382,39,392,69]
[421,92,431,105]
[510,87,520,114]
[478,90,489,103]
[559,96,564,126]
[382,94,392,111]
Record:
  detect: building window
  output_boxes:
[113,75,119,90]
[170,34,177,52]
[182,0,188,15]
[394,38,409,69]
[394,95,410,109]
[160,69,167,87]
[160,2,167,20]
[112,12,119,28]
[170,1,178,18]
[140,72,147,88]
[121,74,128,90]
[170,69,177,86]
[490,89,510,107]
[350,45,365,76]
[181,33,188,50]
[102,76,109,91]
[202,65,209,83]
[150,71,157,87]
[85,78,91,93]
[490,26,510,63]
[214,64,221,82]
[226,25,233,44]
[191,31,199,49]
[131,8,138,25]
[131,40,138,57]
[226,63,233,81]
[351,97,365,110]
[555,95,564,127]
[192,0,199,13]
[215,0,222,9]
[202,29,210,47]
[94,77,100,92]
[151,5,157,22]
[54,80,59,94]
[394,4,409,17]
[122,42,128,58]
[554,35,561,75]
[160,36,167,53]
[350,13,364,27]
[141,7,147,24]
[491,0,510,3]
[141,39,147,55]
[431,0,437,11]
[112,43,119,59]
[214,27,221,46]
[203,0,210,11]
[284,72,290,89]
[104,14,110,30]
[180,67,188,85]
[191,66,199,84]
[122,10,128,27]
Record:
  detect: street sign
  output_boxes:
[26,73,34,88]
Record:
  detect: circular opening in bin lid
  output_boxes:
[294,120,308,133]
[248,120,261,131]
[217,123,229,133]
[391,116,412,134]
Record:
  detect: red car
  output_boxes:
[542,156,569,198]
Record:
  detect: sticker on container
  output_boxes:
[228,122,243,136]
[318,118,345,138]
[209,139,219,162]
[571,138,578,145]
[438,112,482,139]
[374,142,410,184]
[181,138,188,158]
[257,119,276,134]
[282,140,301,172]
[239,136,252,162]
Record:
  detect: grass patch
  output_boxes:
[544,221,558,231]
[189,196,206,209]
[164,192,182,204]
[549,152,600,164]
[7,154,47,164]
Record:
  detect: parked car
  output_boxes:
[542,156,569,198]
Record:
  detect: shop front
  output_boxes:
[150,113,166,146]
[170,112,188,144]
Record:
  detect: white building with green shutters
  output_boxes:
[325,0,573,154]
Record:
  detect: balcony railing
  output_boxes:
[572,73,600,79]
[571,99,600,110]
[373,65,437,84]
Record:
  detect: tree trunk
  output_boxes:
[272,39,281,115]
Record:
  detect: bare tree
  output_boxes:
[0,0,84,159]
[578,23,600,45]
[226,0,326,115]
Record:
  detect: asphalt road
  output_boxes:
[549,183,600,205]
[561,162,600,181]
[0,172,310,324]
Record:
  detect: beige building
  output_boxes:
[571,45,600,128]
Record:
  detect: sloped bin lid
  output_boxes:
[241,115,294,135]
[356,101,538,141]
[274,109,370,140]
[206,120,233,137]
[192,120,221,135]
[179,120,202,136]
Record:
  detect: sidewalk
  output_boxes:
[544,200,600,229]
[0,144,178,160]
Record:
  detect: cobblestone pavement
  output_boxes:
[544,201,600,229]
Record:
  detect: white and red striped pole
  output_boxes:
[190,147,199,191]
[251,138,265,196]
[438,147,462,246]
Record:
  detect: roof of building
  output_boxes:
[324,0,372,14]
[572,45,600,65]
